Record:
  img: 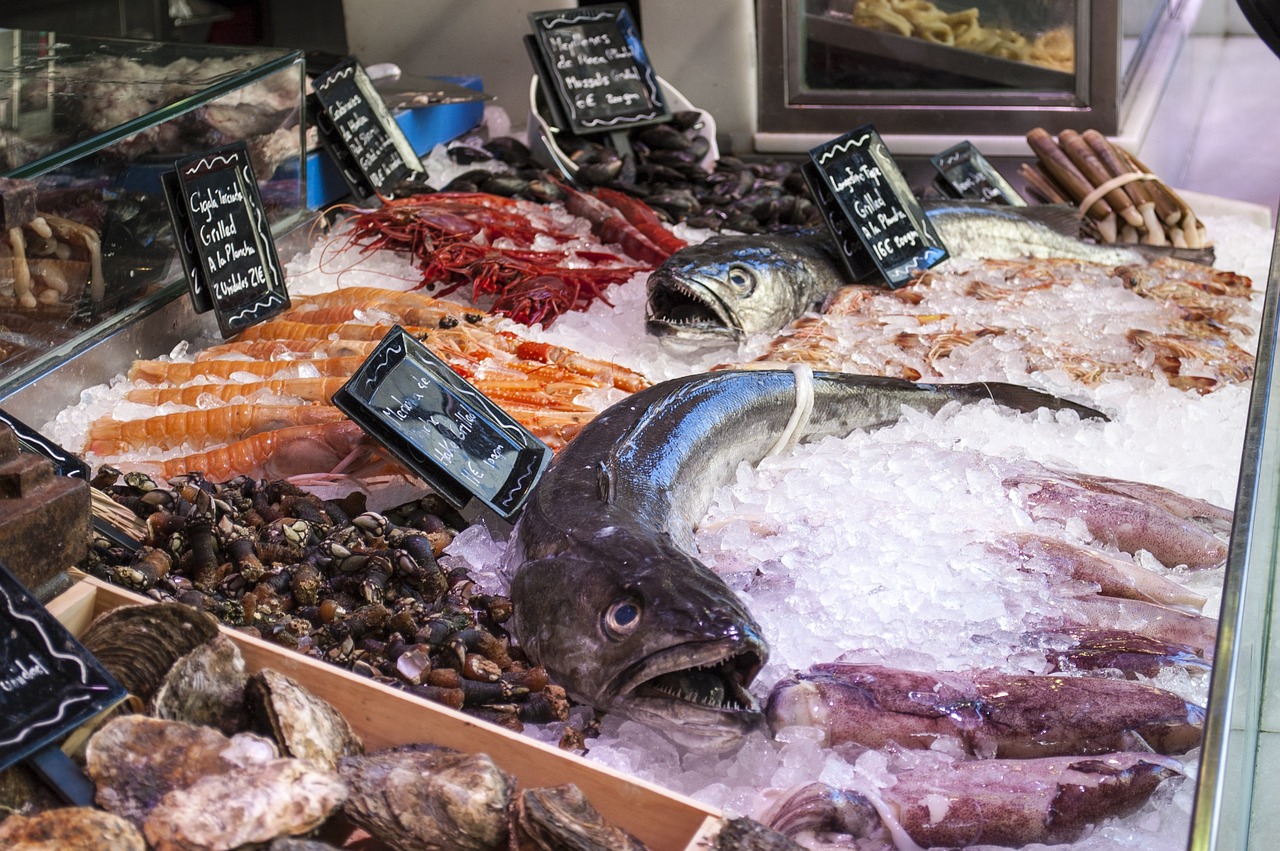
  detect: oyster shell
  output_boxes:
[0,806,146,850]
[511,784,648,851]
[142,757,347,851]
[85,715,277,827]
[78,603,219,703]
[152,633,248,735]
[704,816,807,850]
[339,743,513,851]
[246,669,362,771]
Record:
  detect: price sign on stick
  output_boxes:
[0,561,127,802]
[310,58,425,202]
[163,142,291,337]
[803,125,948,287]
[333,326,553,521]
[526,4,670,136]
[931,141,1026,206]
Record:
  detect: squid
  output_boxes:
[766,662,1204,757]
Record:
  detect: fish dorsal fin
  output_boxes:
[996,203,1083,237]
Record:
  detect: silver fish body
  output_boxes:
[508,369,1104,751]
[645,201,1209,341]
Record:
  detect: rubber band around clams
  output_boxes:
[1078,171,1160,219]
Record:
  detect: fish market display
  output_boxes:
[509,368,1102,752]
[68,285,647,481]
[337,189,678,326]
[766,662,1204,756]
[762,754,1180,848]
[645,200,1219,341]
[82,474,578,734]
[749,254,1253,393]
[1022,127,1206,248]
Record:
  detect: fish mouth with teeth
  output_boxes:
[615,638,767,749]
[645,276,741,340]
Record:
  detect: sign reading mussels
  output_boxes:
[931,141,1026,206]
[0,560,126,775]
[310,58,424,201]
[805,125,948,287]
[164,142,290,337]
[526,3,670,135]
[333,326,553,521]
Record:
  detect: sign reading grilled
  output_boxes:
[164,142,290,336]
[804,125,948,287]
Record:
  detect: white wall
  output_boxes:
[342,0,575,131]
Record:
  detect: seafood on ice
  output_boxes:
[334,187,683,326]
[745,255,1254,393]
[509,367,1102,752]
[68,285,649,482]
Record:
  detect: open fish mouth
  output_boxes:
[645,277,740,339]
[614,637,766,742]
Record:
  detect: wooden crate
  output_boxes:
[46,576,724,851]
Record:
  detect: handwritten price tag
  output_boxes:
[163,142,290,337]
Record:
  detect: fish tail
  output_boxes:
[1130,244,1217,266]
[928,381,1108,421]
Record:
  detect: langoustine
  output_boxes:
[761,753,1183,849]
[765,662,1204,758]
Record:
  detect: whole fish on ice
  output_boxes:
[507,369,1103,751]
[645,201,1215,341]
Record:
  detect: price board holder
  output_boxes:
[309,58,426,203]
[931,141,1026,206]
[332,326,553,522]
[803,124,948,288]
[0,560,127,803]
[163,141,290,337]
[0,408,88,480]
[525,3,670,140]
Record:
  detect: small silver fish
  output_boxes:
[645,201,1214,342]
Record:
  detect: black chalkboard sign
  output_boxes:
[931,141,1026,206]
[332,327,553,521]
[0,561,126,775]
[804,125,948,287]
[526,4,670,135]
[310,58,425,202]
[164,142,291,337]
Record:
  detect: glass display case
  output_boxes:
[756,0,1191,141]
[1195,222,1280,850]
[0,29,306,395]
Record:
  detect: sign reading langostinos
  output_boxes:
[931,141,1026,206]
[526,4,670,135]
[332,326,553,522]
[163,142,290,337]
[804,125,948,287]
[0,560,126,774]
[310,58,424,201]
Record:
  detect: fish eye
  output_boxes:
[602,597,643,640]
[727,266,754,295]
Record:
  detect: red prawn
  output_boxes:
[339,190,671,327]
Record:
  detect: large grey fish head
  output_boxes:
[645,236,831,341]
[510,520,769,752]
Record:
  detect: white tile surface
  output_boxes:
[1179,36,1280,213]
